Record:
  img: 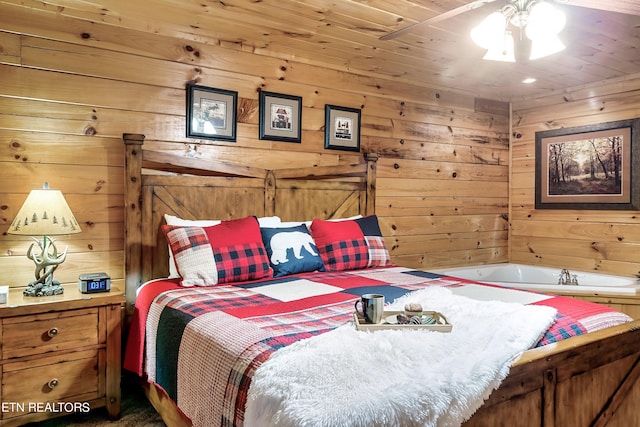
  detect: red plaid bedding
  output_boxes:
[123,266,632,427]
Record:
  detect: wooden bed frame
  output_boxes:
[123,133,640,427]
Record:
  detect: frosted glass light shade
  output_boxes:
[526,1,566,60]
[526,2,566,39]
[471,12,507,49]
[483,32,516,62]
[8,184,81,236]
[529,34,566,60]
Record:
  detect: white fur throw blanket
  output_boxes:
[245,286,557,427]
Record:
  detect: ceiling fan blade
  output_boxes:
[555,0,640,16]
[379,0,499,41]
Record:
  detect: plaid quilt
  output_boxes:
[123,266,632,427]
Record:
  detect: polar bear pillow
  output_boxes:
[260,224,325,277]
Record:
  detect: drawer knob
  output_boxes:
[48,378,59,389]
[47,327,59,338]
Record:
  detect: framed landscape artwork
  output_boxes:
[535,118,640,210]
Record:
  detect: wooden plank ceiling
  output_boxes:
[7,0,640,101]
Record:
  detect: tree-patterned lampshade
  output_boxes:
[8,183,81,236]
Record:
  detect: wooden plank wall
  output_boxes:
[511,74,640,277]
[0,4,508,292]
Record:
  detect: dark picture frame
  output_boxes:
[324,104,361,152]
[186,84,237,141]
[259,91,302,142]
[535,118,640,210]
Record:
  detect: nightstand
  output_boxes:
[0,284,125,426]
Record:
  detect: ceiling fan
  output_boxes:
[379,0,640,42]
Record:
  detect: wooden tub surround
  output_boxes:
[123,133,640,427]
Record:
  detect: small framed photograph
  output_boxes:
[324,104,361,152]
[259,91,302,143]
[186,84,237,141]
[535,118,640,210]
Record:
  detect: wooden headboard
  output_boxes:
[123,133,378,309]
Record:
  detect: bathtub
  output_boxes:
[432,263,640,295]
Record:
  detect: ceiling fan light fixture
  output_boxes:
[471,0,567,61]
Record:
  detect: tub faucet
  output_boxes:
[558,269,579,285]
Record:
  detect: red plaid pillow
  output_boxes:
[310,219,369,271]
[162,216,272,286]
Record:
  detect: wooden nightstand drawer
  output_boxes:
[2,308,99,359]
[1,349,100,419]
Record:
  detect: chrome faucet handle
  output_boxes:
[558,269,573,285]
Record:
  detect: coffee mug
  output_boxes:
[354,293,385,324]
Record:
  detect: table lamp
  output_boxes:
[7,183,81,296]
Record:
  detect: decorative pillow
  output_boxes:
[310,219,369,271]
[310,215,391,271]
[261,225,325,277]
[164,214,280,278]
[162,216,272,286]
[354,215,392,267]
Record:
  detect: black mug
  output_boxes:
[354,294,385,323]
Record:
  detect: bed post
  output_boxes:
[123,133,145,313]
[264,170,276,217]
[365,153,379,216]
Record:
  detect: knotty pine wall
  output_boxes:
[0,7,509,292]
[511,74,640,278]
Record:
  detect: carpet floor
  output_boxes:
[25,374,166,427]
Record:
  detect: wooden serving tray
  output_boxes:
[353,310,452,332]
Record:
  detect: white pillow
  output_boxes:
[163,214,281,278]
[164,214,222,227]
[278,215,363,229]
[256,216,282,227]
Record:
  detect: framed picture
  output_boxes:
[259,91,302,142]
[324,104,361,151]
[186,84,237,141]
[535,118,640,210]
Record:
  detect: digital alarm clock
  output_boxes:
[78,273,111,294]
